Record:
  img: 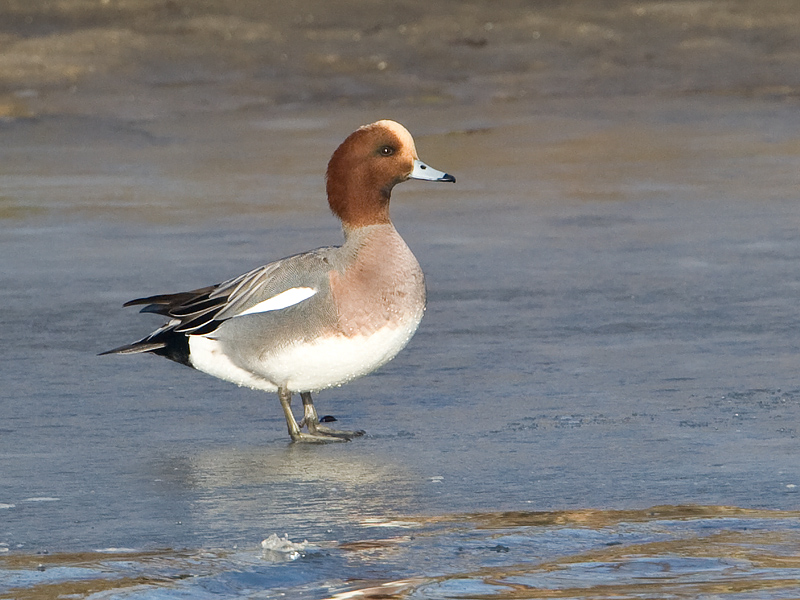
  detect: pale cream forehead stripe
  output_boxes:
[363,120,417,155]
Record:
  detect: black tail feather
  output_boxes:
[99,341,166,355]
[123,285,217,315]
[101,330,191,366]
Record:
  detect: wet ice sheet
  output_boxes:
[3,84,800,596]
[1,507,799,600]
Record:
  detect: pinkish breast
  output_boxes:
[329,226,426,337]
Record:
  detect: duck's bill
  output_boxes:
[411,159,456,183]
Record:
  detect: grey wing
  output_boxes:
[124,247,336,336]
[212,249,335,321]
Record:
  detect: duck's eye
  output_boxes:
[379,146,395,156]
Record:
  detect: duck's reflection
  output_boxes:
[149,443,419,542]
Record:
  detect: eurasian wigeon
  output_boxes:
[103,120,455,442]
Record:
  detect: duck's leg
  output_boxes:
[278,388,349,443]
[300,392,365,439]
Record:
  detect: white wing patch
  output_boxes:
[235,287,318,317]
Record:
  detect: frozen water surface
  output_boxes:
[1,509,800,599]
[3,0,800,597]
[4,97,800,598]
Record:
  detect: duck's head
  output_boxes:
[326,120,455,228]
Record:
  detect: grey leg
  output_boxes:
[300,391,365,439]
[278,388,350,443]
[278,387,302,440]
[299,391,319,430]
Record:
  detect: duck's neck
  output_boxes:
[327,177,393,227]
[341,221,397,247]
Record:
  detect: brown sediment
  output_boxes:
[0,576,168,600]
[333,507,800,599]
[2,1,800,119]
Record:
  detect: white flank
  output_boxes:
[188,312,423,393]
[262,318,421,391]
[189,336,280,392]
[236,287,317,316]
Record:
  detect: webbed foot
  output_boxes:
[300,392,365,440]
[289,430,351,443]
[309,423,366,439]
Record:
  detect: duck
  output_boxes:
[102,120,455,442]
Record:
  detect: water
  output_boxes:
[2,509,800,598]
[3,1,800,597]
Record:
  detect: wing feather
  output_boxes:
[117,248,332,344]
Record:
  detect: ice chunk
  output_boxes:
[260,533,308,561]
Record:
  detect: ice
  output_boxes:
[260,533,309,561]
